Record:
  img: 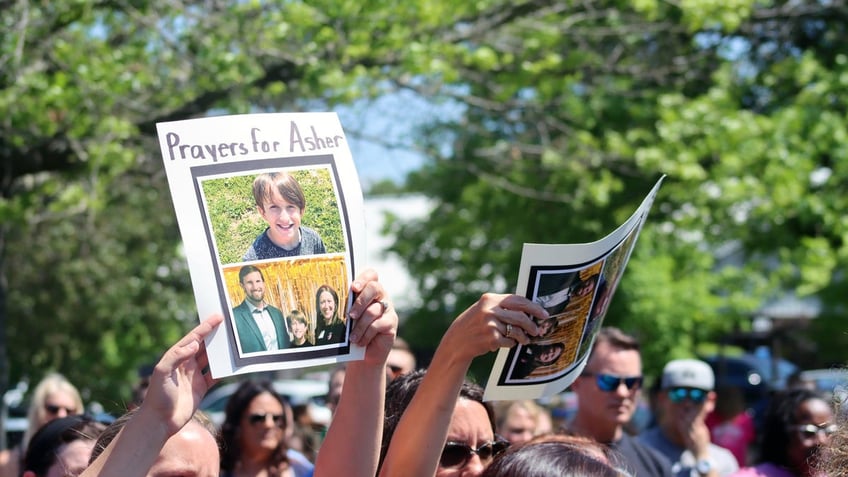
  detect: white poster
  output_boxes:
[157,112,366,378]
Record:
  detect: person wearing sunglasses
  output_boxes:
[639,359,738,477]
[569,327,673,477]
[0,373,84,477]
[731,388,834,477]
[379,369,510,477]
[378,293,547,477]
[220,380,313,477]
[82,268,398,477]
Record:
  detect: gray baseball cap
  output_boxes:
[661,359,715,390]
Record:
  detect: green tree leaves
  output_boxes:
[2,0,847,410]
[387,0,848,377]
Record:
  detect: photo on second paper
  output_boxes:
[503,260,604,383]
[195,156,355,367]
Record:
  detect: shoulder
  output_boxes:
[637,426,664,445]
[244,228,274,260]
[709,443,740,471]
[636,428,677,459]
[299,226,326,252]
[617,434,673,475]
[287,449,315,476]
[244,229,271,255]
[287,449,314,467]
[730,463,792,477]
[301,225,321,237]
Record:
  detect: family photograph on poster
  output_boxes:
[157,112,366,378]
[199,164,355,366]
[484,176,664,401]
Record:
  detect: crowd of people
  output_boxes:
[3,269,846,477]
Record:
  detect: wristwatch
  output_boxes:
[695,459,712,475]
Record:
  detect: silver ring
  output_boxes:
[505,323,513,338]
[380,300,390,313]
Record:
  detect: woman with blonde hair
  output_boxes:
[0,372,83,477]
[494,400,553,446]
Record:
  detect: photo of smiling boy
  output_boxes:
[243,171,327,261]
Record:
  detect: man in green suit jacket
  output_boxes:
[232,265,291,353]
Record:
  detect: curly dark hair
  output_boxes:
[219,380,289,472]
[759,388,826,469]
[817,397,848,476]
[378,369,496,472]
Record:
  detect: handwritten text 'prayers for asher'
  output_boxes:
[164,124,345,162]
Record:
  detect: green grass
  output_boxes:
[203,168,345,264]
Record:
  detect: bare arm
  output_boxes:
[81,314,222,477]
[378,294,546,477]
[314,270,397,477]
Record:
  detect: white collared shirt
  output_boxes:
[248,303,279,350]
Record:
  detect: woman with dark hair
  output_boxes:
[481,434,627,477]
[510,343,566,380]
[378,293,548,477]
[220,381,313,477]
[731,388,834,477]
[23,415,106,477]
[314,285,346,345]
[379,370,507,477]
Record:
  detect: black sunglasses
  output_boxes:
[44,404,77,415]
[667,387,708,404]
[439,439,509,468]
[582,372,643,392]
[247,413,285,426]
